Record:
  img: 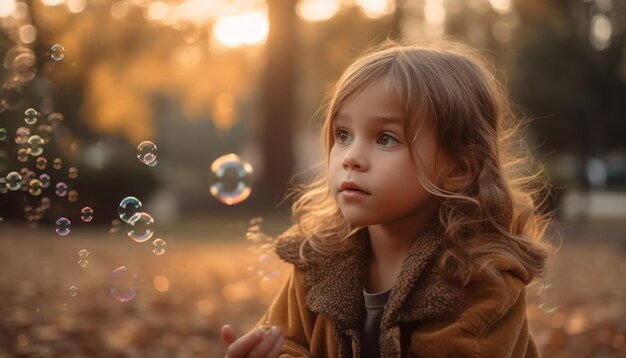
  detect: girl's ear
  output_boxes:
[442,160,473,193]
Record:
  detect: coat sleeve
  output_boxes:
[255,265,314,357]
[410,272,541,358]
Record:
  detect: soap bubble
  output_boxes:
[15,127,30,144]
[39,174,51,188]
[209,153,253,205]
[27,135,44,156]
[41,197,51,210]
[128,212,154,243]
[36,124,52,144]
[0,178,7,193]
[6,171,22,191]
[136,141,157,165]
[52,158,62,170]
[55,182,67,197]
[118,196,142,223]
[17,148,28,162]
[152,238,166,255]
[536,282,560,314]
[24,108,38,125]
[67,189,78,202]
[109,219,122,235]
[50,44,65,61]
[0,128,7,141]
[110,266,138,302]
[68,166,78,179]
[258,321,272,334]
[81,207,93,222]
[35,157,47,170]
[55,217,71,236]
[256,253,281,281]
[77,249,89,267]
[69,285,78,297]
[28,179,42,196]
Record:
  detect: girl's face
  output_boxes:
[329,78,453,227]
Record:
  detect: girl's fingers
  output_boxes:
[226,329,264,357]
[266,334,285,358]
[246,326,282,358]
[221,325,238,345]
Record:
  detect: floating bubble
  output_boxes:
[209,153,253,205]
[39,173,51,188]
[69,285,78,297]
[77,249,89,267]
[118,196,142,223]
[536,282,560,314]
[256,253,281,281]
[0,128,6,141]
[17,148,28,162]
[146,159,157,167]
[81,207,93,222]
[258,321,272,334]
[136,141,157,165]
[55,217,70,236]
[52,158,62,170]
[50,44,65,61]
[6,171,22,191]
[24,108,38,125]
[41,197,51,210]
[68,166,78,179]
[0,150,7,173]
[110,266,138,302]
[27,135,44,156]
[109,219,122,235]
[36,124,52,144]
[152,238,166,255]
[128,212,154,243]
[0,178,7,194]
[67,189,78,202]
[55,182,68,197]
[15,127,30,144]
[28,179,42,196]
[35,157,47,170]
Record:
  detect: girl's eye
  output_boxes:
[334,129,351,144]
[377,133,398,146]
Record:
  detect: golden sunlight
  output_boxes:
[213,12,269,48]
[354,0,395,19]
[41,0,65,6]
[0,0,16,17]
[296,0,341,22]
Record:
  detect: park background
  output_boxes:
[0,0,625,356]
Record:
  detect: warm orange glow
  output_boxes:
[41,0,65,6]
[488,0,513,15]
[153,275,170,292]
[67,0,87,14]
[110,1,130,19]
[355,0,395,19]
[146,1,169,21]
[212,91,237,130]
[0,0,16,17]
[296,0,341,22]
[424,0,446,25]
[19,25,37,44]
[213,12,269,48]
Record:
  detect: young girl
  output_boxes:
[221,40,554,357]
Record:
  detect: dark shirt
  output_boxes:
[360,287,391,358]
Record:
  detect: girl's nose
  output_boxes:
[342,146,368,171]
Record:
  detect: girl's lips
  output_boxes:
[339,189,369,200]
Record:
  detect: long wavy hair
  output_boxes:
[283,39,555,286]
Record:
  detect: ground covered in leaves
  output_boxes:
[0,219,624,357]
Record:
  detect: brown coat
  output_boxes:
[257,223,540,357]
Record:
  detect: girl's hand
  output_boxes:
[221,324,284,358]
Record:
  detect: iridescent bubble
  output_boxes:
[17,148,28,162]
[0,178,7,194]
[69,285,78,297]
[48,112,64,129]
[110,266,138,302]
[24,108,38,125]
[68,166,78,179]
[128,212,154,243]
[50,44,65,61]
[55,182,68,197]
[39,173,51,188]
[6,171,22,191]
[27,135,44,156]
[36,124,52,144]
[28,179,42,196]
[55,217,70,236]
[67,190,78,202]
[109,219,121,235]
[41,197,51,210]
[15,127,30,144]
[77,249,89,268]
[52,158,62,170]
[256,253,280,281]
[35,157,47,170]
[258,321,272,334]
[152,238,166,255]
[0,128,7,141]
[136,141,157,165]
[536,282,560,314]
[118,196,142,223]
[209,154,254,205]
[80,207,93,222]
[24,206,33,219]
[146,159,157,167]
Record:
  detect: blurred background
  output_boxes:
[0,0,625,357]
